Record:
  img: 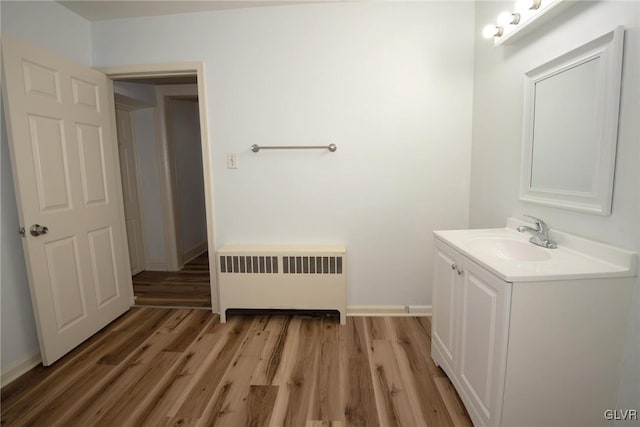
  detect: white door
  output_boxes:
[431,241,458,374]
[115,107,145,275]
[2,35,133,365]
[457,260,511,426]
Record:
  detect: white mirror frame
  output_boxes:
[520,26,624,215]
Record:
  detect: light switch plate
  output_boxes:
[227,153,238,169]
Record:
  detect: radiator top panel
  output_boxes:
[217,244,345,254]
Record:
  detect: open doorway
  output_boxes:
[112,76,212,309]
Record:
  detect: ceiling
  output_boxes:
[57,1,338,21]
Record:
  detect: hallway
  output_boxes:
[132,252,211,308]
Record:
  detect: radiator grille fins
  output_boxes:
[219,255,278,274]
[283,256,342,274]
[219,255,343,274]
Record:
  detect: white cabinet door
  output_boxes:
[431,241,459,373]
[457,260,511,427]
[2,35,133,365]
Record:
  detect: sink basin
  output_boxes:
[466,236,552,262]
[434,218,636,282]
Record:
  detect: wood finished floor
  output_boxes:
[133,252,211,308]
[1,309,472,427]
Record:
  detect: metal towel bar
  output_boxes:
[251,144,337,153]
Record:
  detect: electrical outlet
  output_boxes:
[227,153,238,169]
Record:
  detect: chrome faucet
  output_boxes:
[517,215,558,249]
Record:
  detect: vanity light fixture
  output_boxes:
[482,24,504,39]
[483,7,524,40]
[515,0,542,12]
[497,11,521,27]
[482,0,572,45]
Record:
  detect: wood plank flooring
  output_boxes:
[1,309,472,427]
[133,252,211,308]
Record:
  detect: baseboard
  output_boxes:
[182,241,208,265]
[347,305,432,317]
[408,305,432,315]
[145,260,168,271]
[1,351,41,387]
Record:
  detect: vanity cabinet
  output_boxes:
[432,240,511,427]
[431,234,635,427]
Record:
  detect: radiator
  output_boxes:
[217,245,346,324]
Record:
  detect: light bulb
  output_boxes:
[515,0,541,13]
[482,24,504,39]
[497,11,521,26]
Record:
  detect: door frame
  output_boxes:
[99,62,218,313]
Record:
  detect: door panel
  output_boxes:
[2,34,132,365]
[77,123,108,205]
[459,272,497,414]
[23,60,61,100]
[71,77,100,111]
[44,236,87,330]
[432,242,458,371]
[458,260,510,426]
[88,226,120,306]
[28,114,72,211]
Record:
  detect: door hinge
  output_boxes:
[18,226,26,237]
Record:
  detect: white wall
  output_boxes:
[0,1,92,66]
[470,1,638,248]
[0,0,92,371]
[169,99,207,258]
[470,1,640,422]
[92,2,476,306]
[114,81,156,107]
[1,102,40,373]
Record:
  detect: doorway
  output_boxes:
[108,70,216,310]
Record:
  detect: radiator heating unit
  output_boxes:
[217,245,346,324]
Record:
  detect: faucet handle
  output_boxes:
[523,214,548,233]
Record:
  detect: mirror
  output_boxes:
[520,26,624,215]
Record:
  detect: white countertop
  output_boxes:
[434,218,637,282]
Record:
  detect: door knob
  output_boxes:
[451,264,457,270]
[457,268,464,275]
[30,224,48,236]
